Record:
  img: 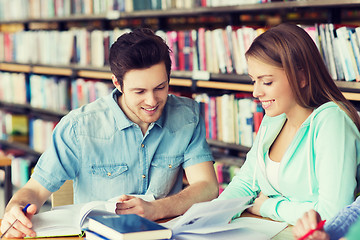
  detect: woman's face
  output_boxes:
[248,56,299,117]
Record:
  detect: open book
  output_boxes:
[27,194,155,238]
[86,196,288,240]
[160,196,288,239]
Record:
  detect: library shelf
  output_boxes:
[1,0,360,170]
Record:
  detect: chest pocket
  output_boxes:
[148,156,183,198]
[90,164,128,179]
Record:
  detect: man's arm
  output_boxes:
[1,178,52,238]
[116,161,219,221]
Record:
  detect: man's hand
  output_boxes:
[115,195,159,221]
[292,209,329,240]
[1,204,37,238]
[247,192,269,216]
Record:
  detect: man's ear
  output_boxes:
[112,74,122,92]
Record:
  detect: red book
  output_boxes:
[210,96,217,140]
[198,27,207,71]
[177,30,185,71]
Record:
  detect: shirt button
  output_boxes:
[142,174,146,179]
[168,164,172,168]
[107,172,111,176]
[141,144,145,148]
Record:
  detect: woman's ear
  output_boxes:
[299,71,307,88]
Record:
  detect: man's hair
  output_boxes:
[109,28,172,89]
[245,23,360,131]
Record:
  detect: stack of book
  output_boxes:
[85,214,172,240]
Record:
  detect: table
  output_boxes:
[1,214,294,240]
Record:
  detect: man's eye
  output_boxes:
[135,91,144,94]
[264,82,272,86]
[155,86,165,90]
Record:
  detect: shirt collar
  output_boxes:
[109,88,165,130]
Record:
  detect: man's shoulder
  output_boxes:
[61,96,115,129]
[162,95,200,130]
[166,94,199,113]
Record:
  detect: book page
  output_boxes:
[30,208,81,238]
[169,196,252,234]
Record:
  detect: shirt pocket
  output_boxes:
[90,163,128,179]
[148,156,183,198]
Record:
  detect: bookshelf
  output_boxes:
[1,0,360,171]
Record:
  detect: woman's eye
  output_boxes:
[264,82,272,86]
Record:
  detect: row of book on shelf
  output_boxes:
[0,111,57,153]
[0,71,114,112]
[2,23,360,81]
[214,157,244,194]
[194,92,264,147]
[0,0,277,21]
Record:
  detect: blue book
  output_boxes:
[84,229,110,240]
[88,214,172,240]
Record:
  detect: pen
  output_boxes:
[298,219,326,240]
[0,203,31,239]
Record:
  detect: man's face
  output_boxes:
[115,62,169,129]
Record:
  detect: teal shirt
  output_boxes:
[218,102,360,224]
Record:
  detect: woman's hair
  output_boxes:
[109,28,172,89]
[245,23,360,131]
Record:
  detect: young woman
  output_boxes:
[218,23,360,225]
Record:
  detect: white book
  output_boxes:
[335,27,356,81]
[328,23,344,80]
[236,28,248,75]
[324,24,337,79]
[213,28,227,74]
[91,30,105,67]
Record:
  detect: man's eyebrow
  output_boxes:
[129,80,168,91]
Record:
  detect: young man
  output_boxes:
[1,28,219,238]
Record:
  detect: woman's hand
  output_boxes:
[247,192,269,216]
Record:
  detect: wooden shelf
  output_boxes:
[0,63,31,72]
[77,70,112,80]
[32,66,72,76]
[0,101,67,119]
[170,78,192,87]
[207,139,251,153]
[1,0,359,24]
[0,140,41,158]
[2,63,360,99]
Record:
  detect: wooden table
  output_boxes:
[1,214,294,240]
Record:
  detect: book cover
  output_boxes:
[88,214,172,240]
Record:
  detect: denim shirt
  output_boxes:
[31,89,213,204]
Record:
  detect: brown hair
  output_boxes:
[246,23,360,131]
[109,28,172,89]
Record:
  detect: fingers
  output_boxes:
[292,210,323,239]
[1,204,37,238]
[118,194,135,202]
[115,198,146,217]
